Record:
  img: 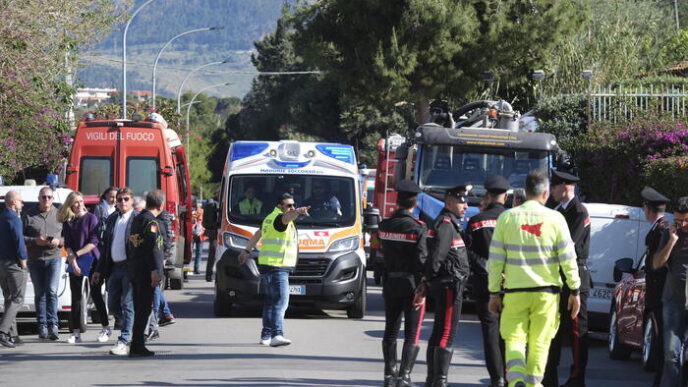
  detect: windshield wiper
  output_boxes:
[423,187,449,195]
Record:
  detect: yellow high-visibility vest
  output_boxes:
[488,200,581,293]
[258,207,298,267]
[239,198,262,215]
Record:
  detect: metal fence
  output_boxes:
[589,84,688,122]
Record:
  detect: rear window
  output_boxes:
[127,157,160,196]
[80,157,112,196]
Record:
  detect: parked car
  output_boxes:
[608,255,662,371]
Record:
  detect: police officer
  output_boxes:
[543,170,591,387]
[488,171,581,387]
[641,186,670,386]
[128,190,165,357]
[378,180,428,387]
[467,176,509,387]
[422,185,471,387]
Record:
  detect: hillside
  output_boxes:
[77,0,294,98]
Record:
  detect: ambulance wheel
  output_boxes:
[609,307,632,360]
[347,279,366,319]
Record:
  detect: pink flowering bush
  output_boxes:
[575,119,688,205]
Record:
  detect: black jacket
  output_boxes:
[96,210,138,278]
[466,202,506,277]
[378,209,428,286]
[645,216,668,310]
[128,209,164,282]
[426,208,470,287]
[557,196,591,291]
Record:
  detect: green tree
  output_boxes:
[0,0,127,182]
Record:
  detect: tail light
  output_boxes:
[166,200,178,241]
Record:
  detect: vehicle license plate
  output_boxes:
[289,285,305,295]
[590,287,613,300]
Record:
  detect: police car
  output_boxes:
[0,181,92,330]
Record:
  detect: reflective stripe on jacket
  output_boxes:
[258,207,298,267]
[487,200,580,293]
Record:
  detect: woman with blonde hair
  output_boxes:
[58,191,110,343]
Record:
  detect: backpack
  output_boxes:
[202,199,219,230]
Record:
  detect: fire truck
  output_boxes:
[65,113,193,289]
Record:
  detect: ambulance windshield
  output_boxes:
[227,175,357,228]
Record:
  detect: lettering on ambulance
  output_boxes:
[84,132,156,141]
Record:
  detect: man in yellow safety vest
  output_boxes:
[487,171,581,387]
[239,193,310,347]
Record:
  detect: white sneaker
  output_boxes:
[269,335,292,347]
[97,327,112,343]
[66,334,82,344]
[109,340,129,356]
[259,338,271,346]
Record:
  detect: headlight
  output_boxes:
[328,236,360,253]
[223,232,249,249]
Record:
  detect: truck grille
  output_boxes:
[294,258,329,277]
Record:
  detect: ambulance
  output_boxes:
[214,141,367,318]
[65,113,193,289]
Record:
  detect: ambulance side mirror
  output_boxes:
[613,258,635,282]
[363,206,381,232]
[65,164,77,176]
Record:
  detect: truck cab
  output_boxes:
[214,141,367,318]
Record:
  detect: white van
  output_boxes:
[584,203,656,331]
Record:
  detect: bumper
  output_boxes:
[216,247,365,310]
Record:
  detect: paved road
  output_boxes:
[2,256,653,386]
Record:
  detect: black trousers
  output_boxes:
[205,234,217,280]
[427,281,464,349]
[383,279,425,344]
[475,293,505,383]
[543,289,589,387]
[69,273,107,331]
[648,307,664,385]
[131,279,154,348]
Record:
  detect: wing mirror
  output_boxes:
[363,206,381,232]
[613,258,635,282]
[161,165,174,176]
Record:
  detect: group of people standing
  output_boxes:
[640,186,688,387]
[377,170,591,387]
[0,186,174,357]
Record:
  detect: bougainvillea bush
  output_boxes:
[575,119,688,206]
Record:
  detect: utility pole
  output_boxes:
[675,0,681,34]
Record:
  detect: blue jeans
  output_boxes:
[148,285,172,331]
[107,265,134,343]
[661,299,687,387]
[28,258,61,331]
[260,268,290,339]
[193,238,202,272]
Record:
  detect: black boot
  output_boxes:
[431,347,453,387]
[382,340,398,387]
[424,346,435,386]
[396,343,420,387]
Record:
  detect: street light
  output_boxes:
[152,27,224,110]
[122,0,158,119]
[177,59,231,113]
[185,82,233,158]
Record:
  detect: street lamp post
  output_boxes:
[185,82,233,161]
[176,59,230,113]
[151,27,224,110]
[122,0,158,119]
[582,69,594,126]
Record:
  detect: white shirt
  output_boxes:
[556,197,574,212]
[111,210,133,263]
[106,204,116,216]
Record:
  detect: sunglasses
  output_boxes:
[40,195,53,200]
[117,197,131,202]
[283,203,295,209]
